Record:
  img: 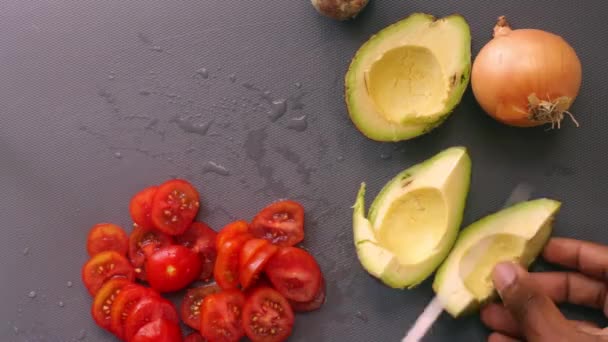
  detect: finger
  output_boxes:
[530,272,607,311]
[481,303,520,337]
[492,262,570,341]
[543,238,608,280]
[488,332,520,342]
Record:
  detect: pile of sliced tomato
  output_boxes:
[81,179,326,341]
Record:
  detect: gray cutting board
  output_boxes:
[1,1,607,341]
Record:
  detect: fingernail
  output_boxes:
[493,262,517,292]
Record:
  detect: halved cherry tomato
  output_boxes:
[214,234,252,290]
[200,290,245,342]
[216,220,250,248]
[86,223,128,257]
[128,225,174,281]
[289,275,326,312]
[151,179,200,235]
[250,200,304,247]
[124,296,179,341]
[91,278,131,332]
[264,247,321,302]
[239,239,278,289]
[175,222,217,281]
[184,332,207,342]
[145,245,202,293]
[130,319,183,342]
[180,283,221,330]
[129,186,158,229]
[82,251,135,296]
[242,287,294,342]
[110,283,158,339]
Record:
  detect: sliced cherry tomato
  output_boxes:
[184,332,207,342]
[200,290,245,342]
[264,247,321,302]
[145,245,202,293]
[242,286,294,342]
[250,200,304,247]
[180,283,221,330]
[91,278,131,332]
[214,234,252,290]
[130,319,182,342]
[175,222,218,281]
[289,274,326,312]
[216,220,250,248]
[239,239,278,290]
[86,223,128,257]
[110,284,158,339]
[129,186,158,229]
[128,225,174,281]
[82,251,135,296]
[124,296,179,341]
[151,179,200,235]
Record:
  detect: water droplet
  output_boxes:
[108,74,115,80]
[336,156,344,162]
[269,99,288,122]
[294,82,302,89]
[114,152,123,159]
[355,311,368,322]
[196,68,209,79]
[28,290,37,298]
[286,115,308,132]
[172,117,212,136]
[150,45,163,52]
[228,74,237,83]
[185,147,196,154]
[138,89,151,96]
[58,301,65,307]
[202,162,230,176]
[67,281,73,288]
[77,329,87,340]
[22,247,30,256]
[380,153,392,160]
[13,326,19,334]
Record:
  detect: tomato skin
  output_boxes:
[91,278,131,332]
[86,223,129,257]
[250,200,304,247]
[110,284,158,339]
[242,287,294,342]
[130,319,183,342]
[180,284,221,330]
[128,225,174,281]
[200,290,246,342]
[151,179,200,236]
[239,239,278,290]
[82,251,135,296]
[124,296,179,341]
[214,234,252,290]
[184,332,207,342]
[129,186,158,229]
[216,220,250,248]
[175,222,217,281]
[265,247,321,302]
[145,245,202,293]
[289,275,326,312]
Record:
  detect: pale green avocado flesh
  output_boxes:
[345,13,471,142]
[353,147,471,288]
[433,199,561,317]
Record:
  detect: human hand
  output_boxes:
[481,238,608,342]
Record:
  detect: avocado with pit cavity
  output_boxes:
[353,147,471,288]
[345,13,471,142]
[433,199,561,317]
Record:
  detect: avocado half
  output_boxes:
[353,147,471,288]
[345,13,471,142]
[433,199,561,317]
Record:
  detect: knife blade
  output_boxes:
[401,183,534,342]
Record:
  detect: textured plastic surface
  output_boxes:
[1,1,607,341]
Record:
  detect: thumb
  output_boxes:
[492,262,570,341]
